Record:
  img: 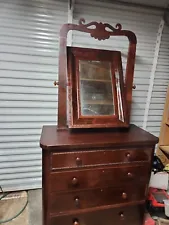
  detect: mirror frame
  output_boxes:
[57,19,137,129]
[67,46,128,128]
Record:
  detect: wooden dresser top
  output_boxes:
[40,124,158,151]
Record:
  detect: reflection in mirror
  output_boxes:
[115,69,124,122]
[79,60,114,116]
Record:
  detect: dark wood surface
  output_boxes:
[49,184,146,214]
[49,164,149,192]
[40,124,158,150]
[41,125,157,225]
[41,125,158,225]
[51,148,151,170]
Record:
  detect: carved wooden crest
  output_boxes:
[78,18,122,40]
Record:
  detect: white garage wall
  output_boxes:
[147,25,169,136]
[0,0,169,191]
[0,0,68,191]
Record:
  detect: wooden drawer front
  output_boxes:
[50,204,144,225]
[50,164,149,192]
[51,148,151,170]
[49,185,145,214]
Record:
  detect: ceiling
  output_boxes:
[119,0,169,8]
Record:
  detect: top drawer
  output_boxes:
[51,148,152,170]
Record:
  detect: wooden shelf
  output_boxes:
[156,85,169,165]
[84,100,113,105]
[159,145,169,155]
[81,78,111,83]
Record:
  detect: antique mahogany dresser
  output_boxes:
[40,19,158,225]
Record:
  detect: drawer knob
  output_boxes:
[122,192,127,199]
[76,157,82,166]
[72,177,78,186]
[73,219,79,225]
[74,197,80,207]
[132,84,136,90]
[127,172,133,178]
[126,153,131,159]
[119,212,124,219]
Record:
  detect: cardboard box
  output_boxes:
[156,147,169,166]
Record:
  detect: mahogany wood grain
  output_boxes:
[67,47,128,128]
[49,164,149,192]
[57,19,137,129]
[50,204,144,225]
[51,148,151,170]
[40,125,158,225]
[49,184,146,214]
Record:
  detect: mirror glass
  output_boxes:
[79,60,115,116]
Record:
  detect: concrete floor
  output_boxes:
[1,189,163,225]
[28,189,42,225]
[0,189,42,225]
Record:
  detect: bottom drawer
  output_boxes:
[50,204,144,225]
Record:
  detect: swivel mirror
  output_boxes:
[56,19,137,129]
[67,47,127,128]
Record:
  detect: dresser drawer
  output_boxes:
[50,164,149,192]
[49,185,145,214]
[50,204,144,225]
[51,148,151,170]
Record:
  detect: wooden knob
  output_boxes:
[119,212,124,219]
[54,81,70,87]
[72,177,78,186]
[76,157,82,166]
[54,81,59,86]
[126,153,131,159]
[127,172,133,178]
[73,220,79,225]
[74,197,80,207]
[122,192,127,199]
[132,84,136,89]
